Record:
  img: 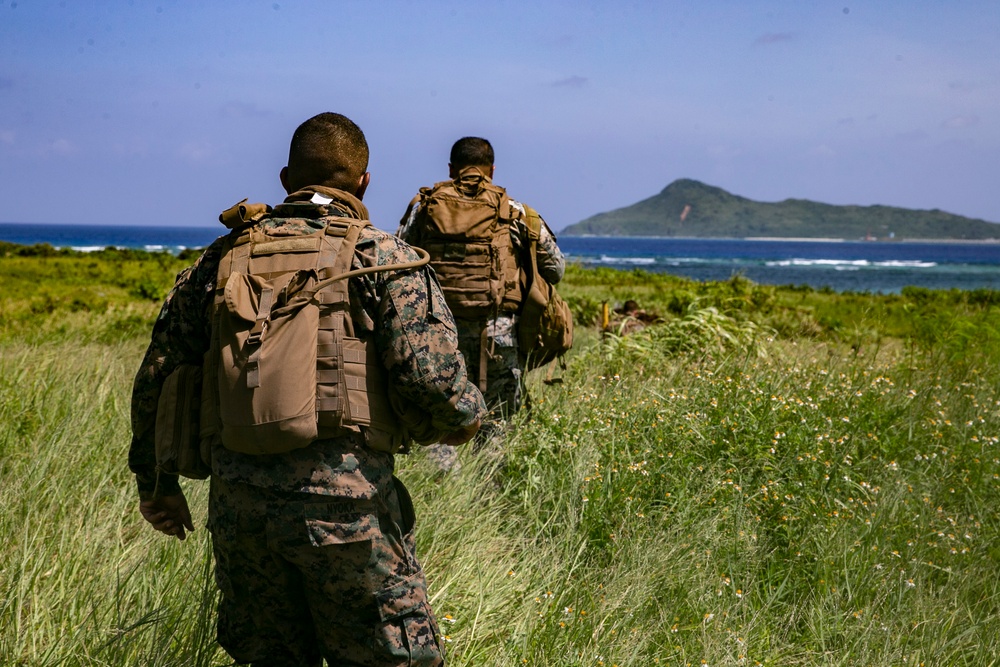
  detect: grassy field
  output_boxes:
[2,247,999,665]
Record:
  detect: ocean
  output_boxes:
[3,222,1000,294]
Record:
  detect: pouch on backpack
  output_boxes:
[155,364,211,479]
[216,269,321,454]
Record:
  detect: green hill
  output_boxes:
[563,179,1000,240]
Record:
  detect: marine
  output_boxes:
[129,112,486,666]
[397,137,565,467]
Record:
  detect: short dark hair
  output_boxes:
[450,137,494,170]
[285,112,369,192]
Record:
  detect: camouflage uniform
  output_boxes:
[398,191,564,463]
[130,186,486,666]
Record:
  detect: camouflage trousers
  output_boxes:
[208,475,444,666]
[424,319,526,472]
[455,318,524,420]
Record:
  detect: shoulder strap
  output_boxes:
[522,204,542,241]
[522,205,543,287]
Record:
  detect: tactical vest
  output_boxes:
[204,209,412,455]
[414,167,523,320]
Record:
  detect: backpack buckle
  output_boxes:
[246,286,274,346]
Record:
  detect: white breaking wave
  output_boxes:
[875,260,937,268]
[767,259,870,267]
[66,243,187,254]
[599,254,656,265]
[765,258,937,269]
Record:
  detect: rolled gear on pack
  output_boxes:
[219,198,273,229]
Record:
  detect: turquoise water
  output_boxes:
[559,236,1000,293]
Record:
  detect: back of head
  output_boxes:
[450,137,494,172]
[285,113,369,193]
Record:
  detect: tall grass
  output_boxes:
[0,334,223,665]
[407,308,1000,666]
[2,256,1000,665]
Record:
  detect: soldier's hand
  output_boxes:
[439,418,481,446]
[139,493,195,541]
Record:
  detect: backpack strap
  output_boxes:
[522,205,542,241]
[327,222,361,421]
[478,323,489,393]
[522,206,543,303]
[244,285,274,389]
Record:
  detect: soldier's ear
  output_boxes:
[355,171,371,200]
[490,165,495,179]
[280,166,291,194]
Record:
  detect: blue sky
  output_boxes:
[2,1,998,231]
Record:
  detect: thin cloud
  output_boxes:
[948,81,976,93]
[219,101,272,119]
[113,138,149,158]
[38,138,76,156]
[176,141,214,162]
[551,75,588,89]
[707,143,743,159]
[943,115,979,129]
[894,129,928,142]
[53,138,73,152]
[754,32,795,46]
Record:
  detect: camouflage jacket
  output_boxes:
[129,186,486,500]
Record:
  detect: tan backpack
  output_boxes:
[413,167,523,320]
[154,203,432,479]
[517,206,574,374]
[209,214,435,456]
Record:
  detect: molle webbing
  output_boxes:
[210,217,414,455]
[416,176,523,320]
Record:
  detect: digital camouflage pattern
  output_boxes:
[210,474,443,666]
[129,186,484,665]
[425,317,523,469]
[456,316,523,418]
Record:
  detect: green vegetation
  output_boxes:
[563,179,1000,240]
[3,249,1000,665]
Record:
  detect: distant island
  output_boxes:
[562,179,1000,241]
